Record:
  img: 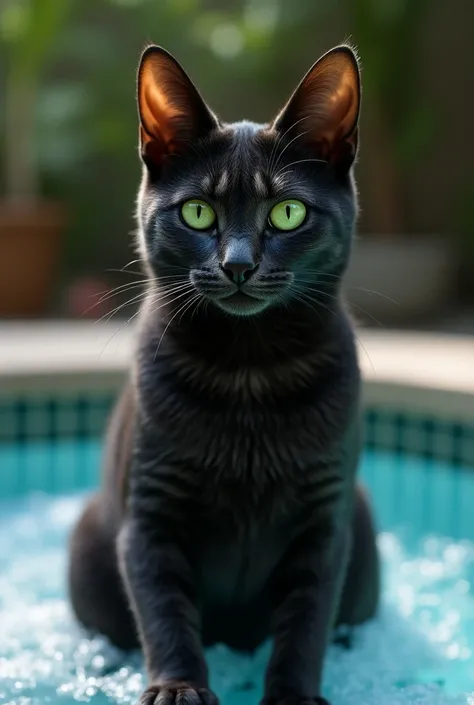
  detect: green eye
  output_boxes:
[269,200,306,231]
[181,199,216,230]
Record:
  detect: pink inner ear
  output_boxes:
[329,88,358,142]
[273,48,360,167]
[304,68,358,145]
[137,47,218,171]
[140,80,183,147]
[140,126,167,166]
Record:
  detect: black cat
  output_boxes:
[68,44,379,705]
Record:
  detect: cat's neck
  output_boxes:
[137,296,354,400]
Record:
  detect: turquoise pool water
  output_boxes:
[0,445,473,704]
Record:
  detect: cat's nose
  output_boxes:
[221,240,258,285]
[221,259,258,285]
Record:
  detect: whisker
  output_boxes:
[93,280,152,303]
[147,286,195,313]
[107,260,188,277]
[272,128,312,174]
[179,293,202,325]
[155,274,191,279]
[95,291,152,325]
[120,258,142,271]
[106,268,146,277]
[291,283,340,303]
[354,334,376,375]
[106,269,189,284]
[104,258,144,277]
[93,273,193,310]
[95,282,194,325]
[191,295,204,322]
[83,281,152,317]
[294,271,341,279]
[291,286,376,373]
[268,115,311,175]
[99,307,147,356]
[293,282,383,328]
[296,273,399,304]
[98,279,151,293]
[98,284,199,356]
[347,303,383,328]
[153,293,202,362]
[345,286,399,305]
[154,282,196,296]
[274,158,327,181]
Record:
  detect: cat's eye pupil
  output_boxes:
[269,199,306,232]
[181,199,216,231]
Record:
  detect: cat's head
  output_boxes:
[136,45,360,317]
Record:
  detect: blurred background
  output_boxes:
[1,0,473,329]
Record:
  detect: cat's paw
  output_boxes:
[139,682,218,705]
[260,697,331,705]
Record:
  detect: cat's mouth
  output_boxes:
[216,291,270,316]
[189,269,293,316]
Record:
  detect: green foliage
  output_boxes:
[0,0,448,268]
[345,0,435,167]
[1,0,73,81]
[0,0,77,198]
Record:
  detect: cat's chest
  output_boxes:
[137,350,357,516]
[141,381,351,511]
[189,461,342,606]
[194,513,289,606]
[147,382,338,474]
[153,398,330,515]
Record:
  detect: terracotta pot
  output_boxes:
[0,201,64,317]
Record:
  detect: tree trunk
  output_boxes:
[364,102,404,237]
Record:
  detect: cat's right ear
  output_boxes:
[272,46,361,175]
[137,46,217,172]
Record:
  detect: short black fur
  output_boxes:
[68,44,379,705]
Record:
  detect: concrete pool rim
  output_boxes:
[1,322,473,466]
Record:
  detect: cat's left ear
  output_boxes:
[272,46,361,174]
[137,46,218,171]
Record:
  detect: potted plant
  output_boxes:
[339,0,457,324]
[0,0,73,317]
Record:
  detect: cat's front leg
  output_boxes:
[118,516,216,705]
[262,525,350,705]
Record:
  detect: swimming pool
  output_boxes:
[1,402,474,705]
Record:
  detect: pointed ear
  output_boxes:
[272,46,361,174]
[137,46,217,171]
